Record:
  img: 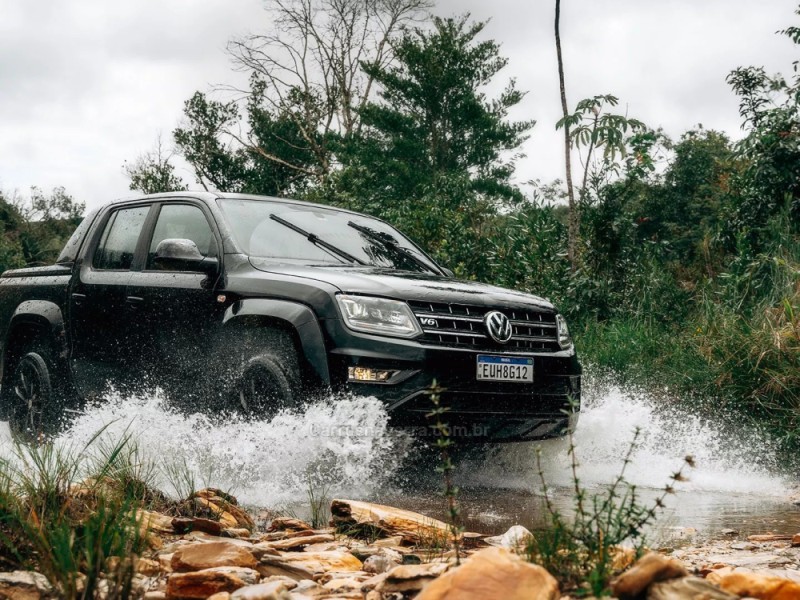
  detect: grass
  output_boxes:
[527,420,695,596]
[577,284,800,450]
[0,433,149,599]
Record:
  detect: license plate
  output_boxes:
[476,355,534,382]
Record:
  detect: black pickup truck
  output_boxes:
[0,192,581,441]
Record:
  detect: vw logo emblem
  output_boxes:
[485,311,513,344]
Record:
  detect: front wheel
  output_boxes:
[6,350,59,442]
[232,329,303,419]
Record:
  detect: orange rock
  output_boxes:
[647,576,737,600]
[166,569,247,599]
[747,534,793,542]
[792,533,800,548]
[415,547,558,600]
[331,499,451,545]
[171,541,257,572]
[716,571,800,600]
[610,552,688,599]
[267,517,312,532]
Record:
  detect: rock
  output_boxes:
[138,510,177,535]
[330,499,452,545]
[136,558,163,576]
[715,571,800,599]
[223,529,253,539]
[256,534,336,551]
[171,541,258,572]
[0,572,55,600]
[363,553,400,574]
[267,517,313,532]
[205,594,231,600]
[484,525,533,549]
[730,542,758,550]
[205,567,260,586]
[257,551,363,581]
[611,552,688,599]
[747,534,793,543]
[416,546,558,600]
[144,592,168,600]
[230,582,291,600]
[261,577,298,591]
[172,517,224,536]
[647,576,738,599]
[720,528,739,536]
[791,533,800,548]
[166,569,248,599]
[190,489,255,532]
[375,562,450,594]
[373,536,404,548]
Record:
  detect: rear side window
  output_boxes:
[93,206,150,270]
[146,204,217,269]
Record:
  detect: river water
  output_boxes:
[2,375,798,545]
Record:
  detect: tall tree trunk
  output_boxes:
[555,0,579,270]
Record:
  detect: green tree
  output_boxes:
[335,15,533,277]
[727,5,800,242]
[124,135,187,194]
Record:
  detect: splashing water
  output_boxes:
[458,376,791,497]
[43,389,412,507]
[0,373,793,528]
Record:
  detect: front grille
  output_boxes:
[408,300,560,353]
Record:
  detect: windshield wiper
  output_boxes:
[269,214,366,265]
[347,221,439,274]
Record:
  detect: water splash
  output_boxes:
[47,389,412,507]
[459,376,790,497]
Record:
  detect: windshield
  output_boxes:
[217,199,441,273]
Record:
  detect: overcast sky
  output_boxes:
[1,0,797,209]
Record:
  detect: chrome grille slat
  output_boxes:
[409,299,560,353]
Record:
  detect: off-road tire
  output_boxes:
[2,344,64,442]
[232,329,303,418]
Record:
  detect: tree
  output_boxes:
[334,15,533,277]
[554,0,578,270]
[216,0,431,186]
[726,10,800,242]
[124,135,187,194]
[556,94,646,203]
[6,186,85,266]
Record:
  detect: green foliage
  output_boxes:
[0,436,148,599]
[124,136,187,195]
[528,427,694,596]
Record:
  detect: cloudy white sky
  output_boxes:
[1,0,797,209]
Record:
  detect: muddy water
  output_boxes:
[1,376,798,544]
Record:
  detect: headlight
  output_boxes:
[336,295,422,339]
[556,314,572,349]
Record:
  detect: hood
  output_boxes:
[248,259,555,311]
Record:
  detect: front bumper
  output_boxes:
[325,321,581,442]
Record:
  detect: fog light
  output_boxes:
[348,367,395,382]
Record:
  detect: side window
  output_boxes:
[93,206,150,270]
[147,204,217,269]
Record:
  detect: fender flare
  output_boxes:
[2,300,67,378]
[222,298,330,384]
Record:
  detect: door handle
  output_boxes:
[71,293,86,305]
[126,296,144,307]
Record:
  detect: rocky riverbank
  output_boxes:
[2,486,800,600]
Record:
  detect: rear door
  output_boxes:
[68,204,153,398]
[125,201,225,398]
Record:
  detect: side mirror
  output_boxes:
[153,238,218,274]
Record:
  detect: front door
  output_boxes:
[125,202,225,405]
